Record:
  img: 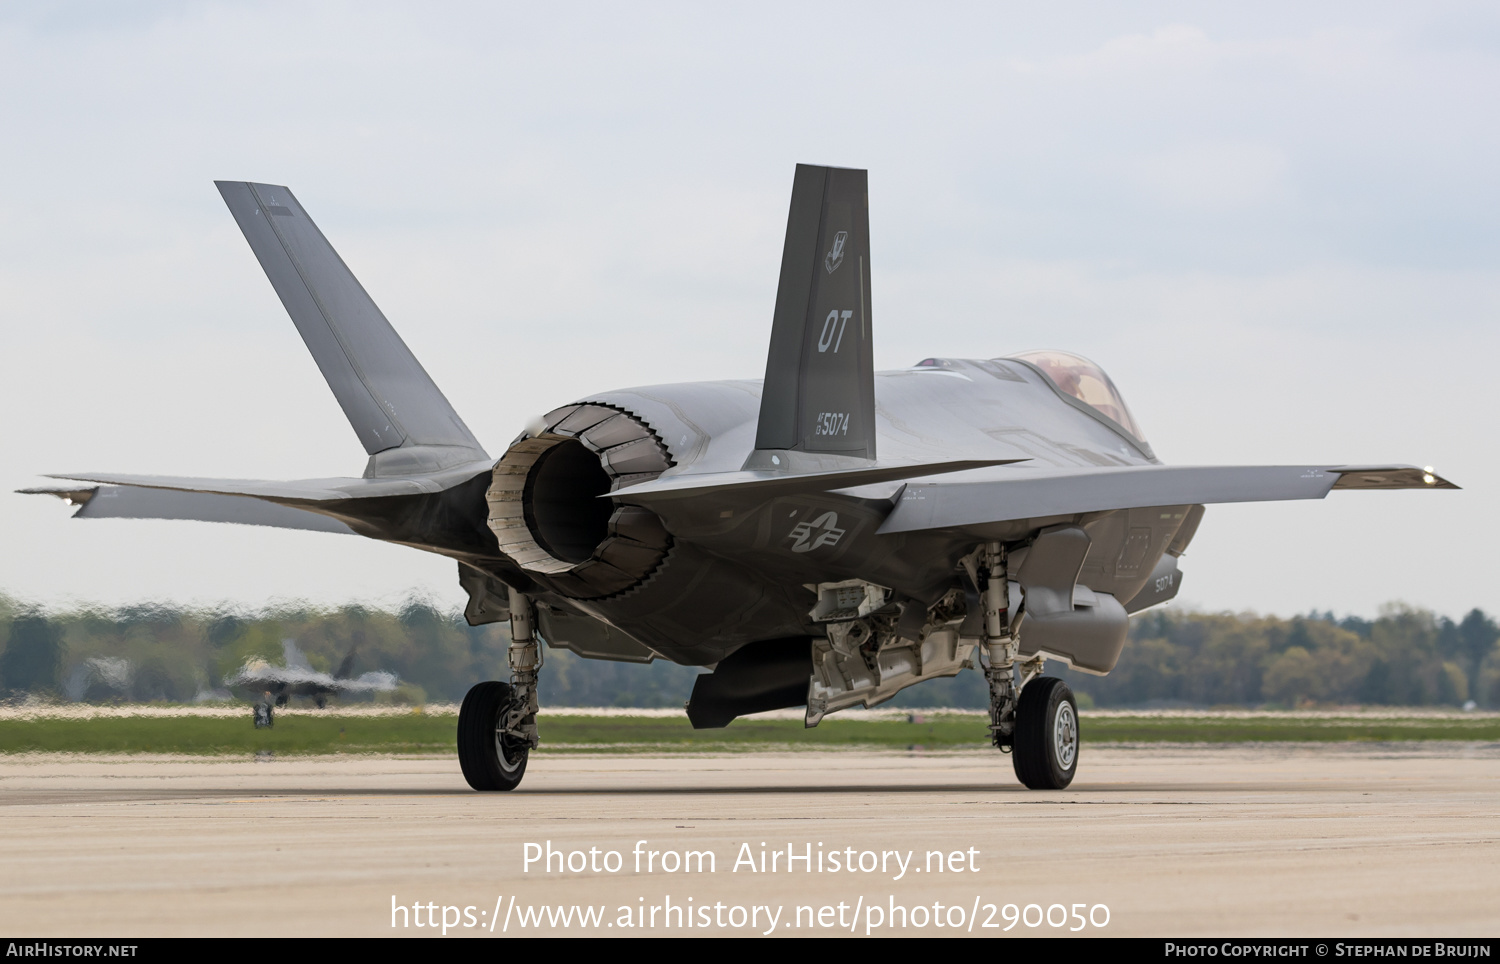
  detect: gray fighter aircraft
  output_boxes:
[22,166,1456,791]
[223,639,397,726]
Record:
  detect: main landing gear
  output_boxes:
[458,680,530,791]
[977,541,1080,790]
[458,587,541,792]
[1011,677,1079,790]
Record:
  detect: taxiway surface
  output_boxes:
[3,744,1498,937]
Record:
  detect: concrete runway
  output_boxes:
[3,744,1499,937]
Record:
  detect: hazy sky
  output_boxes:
[2,2,1496,618]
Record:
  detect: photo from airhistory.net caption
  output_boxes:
[388,837,1101,936]
[373,839,1498,942]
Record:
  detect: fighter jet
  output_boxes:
[21,165,1456,790]
[223,639,397,726]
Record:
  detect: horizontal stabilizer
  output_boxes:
[216,181,486,467]
[35,459,497,560]
[879,464,1458,535]
[44,461,494,505]
[19,485,354,534]
[608,458,1025,505]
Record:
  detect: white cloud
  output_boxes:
[1045,24,1222,77]
[1131,141,1290,212]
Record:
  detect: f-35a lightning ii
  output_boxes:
[23,165,1456,791]
[224,639,397,726]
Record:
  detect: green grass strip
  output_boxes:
[1084,715,1500,743]
[0,714,457,755]
[0,714,987,755]
[3,713,1500,756]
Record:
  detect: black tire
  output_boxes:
[1011,677,1079,790]
[457,681,529,791]
[253,703,273,728]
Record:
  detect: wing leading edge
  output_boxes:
[878,464,1458,535]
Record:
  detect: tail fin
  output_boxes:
[215,181,487,472]
[281,639,313,671]
[753,165,875,462]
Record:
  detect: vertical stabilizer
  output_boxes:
[753,165,875,462]
[216,181,487,467]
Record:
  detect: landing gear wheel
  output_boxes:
[1012,677,1079,790]
[253,703,273,728]
[457,681,529,791]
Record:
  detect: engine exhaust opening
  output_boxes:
[487,402,674,599]
[523,438,614,564]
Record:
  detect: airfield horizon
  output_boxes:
[4,705,1500,757]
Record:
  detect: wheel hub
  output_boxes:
[493,726,526,775]
[1053,701,1077,770]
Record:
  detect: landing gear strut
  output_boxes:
[979,542,1020,747]
[458,587,541,791]
[978,541,1078,790]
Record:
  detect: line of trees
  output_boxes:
[0,593,700,708]
[1,594,1496,709]
[1042,605,1500,710]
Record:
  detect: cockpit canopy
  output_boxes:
[1007,350,1148,444]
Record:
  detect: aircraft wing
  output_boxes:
[877,464,1458,534]
[224,664,396,693]
[346,671,398,692]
